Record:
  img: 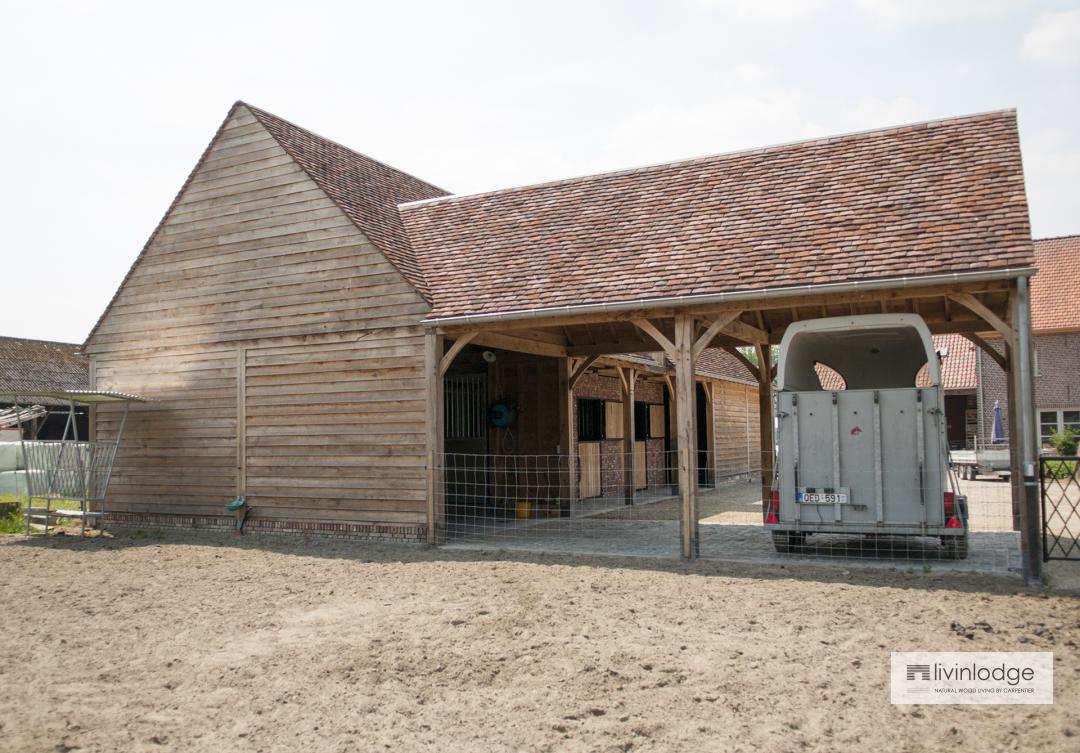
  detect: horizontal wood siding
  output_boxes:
[242,332,427,524]
[88,105,431,531]
[711,380,761,482]
[94,348,239,515]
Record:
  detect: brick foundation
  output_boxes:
[105,511,426,543]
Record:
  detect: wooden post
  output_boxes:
[756,343,774,509]
[236,347,247,498]
[558,357,576,509]
[425,331,445,544]
[702,381,716,487]
[621,367,636,505]
[674,314,697,559]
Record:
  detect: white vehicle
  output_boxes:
[764,314,969,558]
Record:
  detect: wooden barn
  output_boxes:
[86,103,1044,579]
[85,102,760,542]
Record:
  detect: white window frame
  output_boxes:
[1039,408,1080,448]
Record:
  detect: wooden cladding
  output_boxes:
[578,442,602,498]
[88,107,433,528]
[605,402,624,439]
[85,105,428,358]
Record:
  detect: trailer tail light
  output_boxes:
[943,491,963,528]
[765,490,780,524]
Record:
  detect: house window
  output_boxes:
[1039,409,1080,448]
[578,399,605,441]
[634,402,650,439]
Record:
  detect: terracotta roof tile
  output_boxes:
[245,104,449,299]
[1031,235,1080,332]
[400,110,1034,320]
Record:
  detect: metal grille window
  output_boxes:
[578,398,605,441]
[445,374,486,440]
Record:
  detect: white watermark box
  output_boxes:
[891,652,1053,704]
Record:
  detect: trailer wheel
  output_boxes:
[772,531,806,553]
[941,533,969,560]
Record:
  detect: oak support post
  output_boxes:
[558,357,576,510]
[622,367,636,506]
[674,314,697,559]
[756,343,774,511]
[425,331,446,544]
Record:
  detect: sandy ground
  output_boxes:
[1,531,1078,753]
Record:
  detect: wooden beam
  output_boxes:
[569,355,599,390]
[633,318,677,359]
[723,318,769,345]
[949,293,1015,341]
[962,332,1007,371]
[565,336,661,356]
[692,311,742,361]
[463,330,567,359]
[438,332,478,376]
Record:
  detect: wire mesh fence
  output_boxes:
[1040,456,1080,561]
[435,451,1020,572]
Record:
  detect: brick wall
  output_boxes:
[975,332,1080,445]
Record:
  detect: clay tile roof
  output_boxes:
[245,103,449,299]
[933,334,978,390]
[1031,235,1080,332]
[695,348,757,384]
[0,337,89,405]
[400,110,1033,321]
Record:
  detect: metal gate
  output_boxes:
[1039,456,1080,561]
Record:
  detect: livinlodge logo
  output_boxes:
[891,652,1053,705]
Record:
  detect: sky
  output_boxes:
[2,0,1078,344]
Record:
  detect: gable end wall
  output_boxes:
[88,106,430,537]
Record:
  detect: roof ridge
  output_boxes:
[1034,233,1080,242]
[399,108,1018,211]
[0,335,81,349]
[240,101,449,196]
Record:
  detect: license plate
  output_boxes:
[797,487,850,505]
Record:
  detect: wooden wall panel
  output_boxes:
[88,104,432,529]
[710,380,761,482]
[85,105,429,358]
[578,442,602,498]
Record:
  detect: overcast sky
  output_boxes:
[3,0,1078,344]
